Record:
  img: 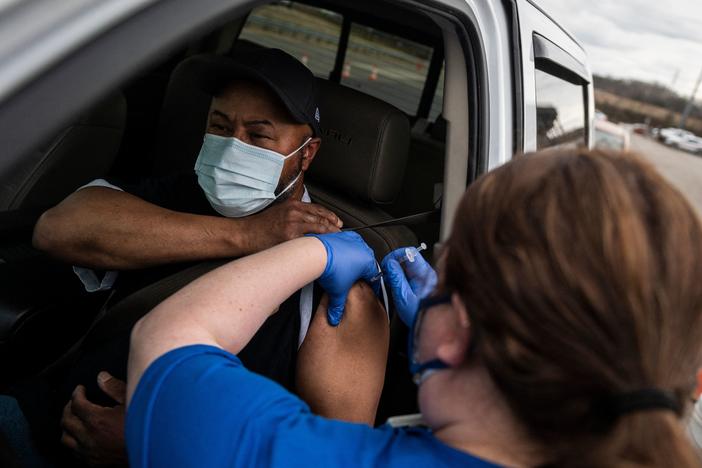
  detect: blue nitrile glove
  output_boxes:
[381,247,438,326]
[309,232,378,326]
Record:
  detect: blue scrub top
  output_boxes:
[126,345,502,468]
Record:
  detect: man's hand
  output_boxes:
[60,372,127,466]
[245,200,343,252]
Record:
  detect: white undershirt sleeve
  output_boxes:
[297,187,314,348]
[71,178,123,292]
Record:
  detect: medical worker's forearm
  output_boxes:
[127,236,326,400]
[33,187,249,269]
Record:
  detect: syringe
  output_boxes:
[401,242,428,264]
[371,242,427,282]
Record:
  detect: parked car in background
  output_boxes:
[657,127,702,154]
[659,127,693,146]
[676,133,702,155]
[594,119,630,152]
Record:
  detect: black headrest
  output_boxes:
[308,79,409,204]
[153,56,211,176]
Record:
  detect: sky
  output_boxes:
[536,0,702,99]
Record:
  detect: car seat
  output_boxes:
[305,78,417,255]
[0,93,127,382]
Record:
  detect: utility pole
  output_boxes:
[680,66,702,130]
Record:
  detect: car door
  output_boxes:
[515,0,594,153]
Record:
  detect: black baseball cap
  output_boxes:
[196,48,321,136]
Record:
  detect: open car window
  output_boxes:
[238,1,444,121]
[340,24,434,116]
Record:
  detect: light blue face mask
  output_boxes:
[194,133,311,218]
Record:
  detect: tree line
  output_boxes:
[594,75,701,120]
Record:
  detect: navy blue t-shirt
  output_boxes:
[126,345,502,468]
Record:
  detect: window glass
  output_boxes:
[341,24,433,115]
[535,68,586,149]
[239,2,342,78]
[428,65,445,122]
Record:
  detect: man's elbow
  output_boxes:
[130,316,148,351]
[32,208,65,253]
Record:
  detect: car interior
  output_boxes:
[0,0,468,424]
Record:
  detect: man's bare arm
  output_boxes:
[297,284,389,425]
[32,187,342,270]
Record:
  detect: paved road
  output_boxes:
[630,133,702,214]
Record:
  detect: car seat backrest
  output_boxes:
[0,92,126,210]
[150,42,265,177]
[307,78,409,205]
[303,78,417,260]
[151,57,211,177]
[151,42,263,176]
[151,52,417,252]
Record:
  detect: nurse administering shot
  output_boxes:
[125,149,702,467]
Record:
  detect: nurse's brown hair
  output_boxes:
[444,149,702,466]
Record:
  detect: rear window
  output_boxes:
[428,65,444,121]
[239,2,342,78]
[239,1,443,119]
[340,24,434,115]
[535,68,586,149]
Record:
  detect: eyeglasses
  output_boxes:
[408,293,452,385]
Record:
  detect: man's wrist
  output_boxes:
[218,216,252,257]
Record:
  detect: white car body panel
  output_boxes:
[517,0,594,153]
[454,0,514,170]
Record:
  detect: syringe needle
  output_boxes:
[371,242,427,282]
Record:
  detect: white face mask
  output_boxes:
[194,134,311,218]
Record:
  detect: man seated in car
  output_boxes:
[15,48,389,466]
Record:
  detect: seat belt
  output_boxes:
[342,208,440,232]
